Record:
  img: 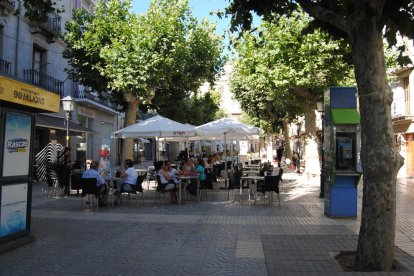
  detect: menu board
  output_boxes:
[2,113,32,177]
[0,183,28,237]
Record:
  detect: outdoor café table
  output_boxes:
[244,165,261,169]
[177,175,200,205]
[104,176,119,206]
[243,170,260,176]
[240,175,264,204]
[135,169,147,176]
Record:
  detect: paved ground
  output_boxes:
[1,172,414,275]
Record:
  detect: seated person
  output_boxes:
[82,160,108,206]
[186,158,205,196]
[155,161,176,191]
[183,158,195,173]
[165,160,179,184]
[116,159,138,202]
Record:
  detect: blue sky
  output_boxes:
[131,0,231,36]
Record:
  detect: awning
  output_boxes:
[392,116,412,133]
[36,114,96,133]
[331,108,360,125]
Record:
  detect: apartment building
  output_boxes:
[391,37,414,177]
[0,0,122,169]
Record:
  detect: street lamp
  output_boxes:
[316,99,325,198]
[61,96,75,147]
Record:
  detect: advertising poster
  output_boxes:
[98,145,110,177]
[0,184,28,237]
[2,113,32,177]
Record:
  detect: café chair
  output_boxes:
[154,175,178,204]
[120,174,146,206]
[257,175,281,206]
[80,178,100,211]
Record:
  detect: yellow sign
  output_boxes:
[0,76,60,112]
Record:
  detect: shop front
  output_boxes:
[0,76,60,245]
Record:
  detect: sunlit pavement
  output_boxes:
[0,172,414,275]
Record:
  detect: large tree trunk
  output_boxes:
[121,93,139,163]
[282,121,292,159]
[303,104,320,176]
[352,17,403,271]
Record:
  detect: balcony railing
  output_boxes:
[73,82,116,109]
[0,0,15,13]
[0,58,12,75]
[23,70,64,95]
[43,12,61,34]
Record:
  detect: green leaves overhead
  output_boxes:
[64,0,225,109]
[231,11,354,130]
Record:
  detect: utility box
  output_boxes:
[323,87,361,217]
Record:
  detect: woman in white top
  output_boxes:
[155,161,176,191]
[117,159,138,193]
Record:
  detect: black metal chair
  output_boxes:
[154,175,178,204]
[257,175,281,206]
[80,178,100,211]
[120,174,146,206]
[70,171,83,196]
[200,171,214,200]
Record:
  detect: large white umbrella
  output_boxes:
[112,115,197,160]
[194,118,263,169]
[113,115,196,138]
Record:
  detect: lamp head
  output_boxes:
[316,99,324,113]
[61,96,75,112]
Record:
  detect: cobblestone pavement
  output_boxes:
[1,172,414,275]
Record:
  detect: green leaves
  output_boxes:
[64,0,224,116]
[231,11,354,131]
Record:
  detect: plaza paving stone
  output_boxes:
[0,172,414,275]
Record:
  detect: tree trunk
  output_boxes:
[121,93,139,163]
[303,103,321,176]
[352,18,403,271]
[282,121,292,159]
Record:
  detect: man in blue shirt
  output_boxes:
[82,161,108,206]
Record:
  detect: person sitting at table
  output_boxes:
[165,160,179,184]
[116,159,138,203]
[186,158,205,196]
[82,160,108,206]
[155,161,177,201]
[183,158,195,173]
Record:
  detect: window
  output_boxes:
[403,76,410,115]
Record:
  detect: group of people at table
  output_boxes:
[81,157,207,206]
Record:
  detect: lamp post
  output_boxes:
[61,96,75,197]
[61,96,75,147]
[316,99,325,198]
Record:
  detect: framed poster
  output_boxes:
[2,112,32,177]
[0,183,28,237]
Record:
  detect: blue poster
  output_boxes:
[2,113,32,177]
[0,184,28,237]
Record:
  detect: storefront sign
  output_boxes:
[2,113,32,177]
[0,184,28,237]
[0,76,60,112]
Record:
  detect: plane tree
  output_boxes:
[226,0,413,271]
[64,0,224,160]
[231,11,354,170]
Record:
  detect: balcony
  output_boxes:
[23,70,64,95]
[29,12,61,41]
[0,0,15,15]
[0,58,12,75]
[73,82,117,110]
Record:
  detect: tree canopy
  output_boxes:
[231,11,354,131]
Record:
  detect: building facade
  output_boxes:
[391,37,414,177]
[0,0,122,171]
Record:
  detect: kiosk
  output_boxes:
[0,76,60,245]
[323,87,361,217]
